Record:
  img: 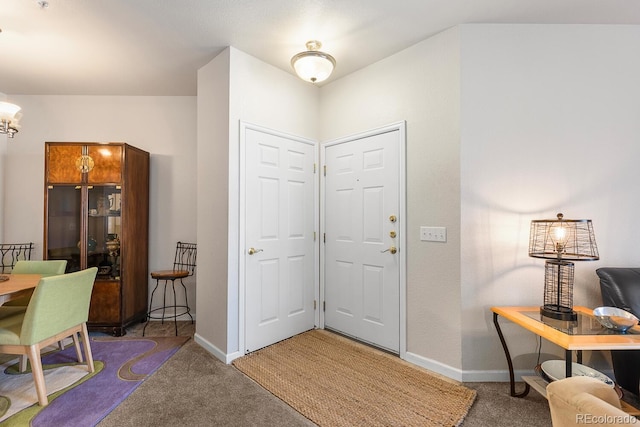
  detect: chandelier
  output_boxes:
[0,102,21,138]
[291,40,336,84]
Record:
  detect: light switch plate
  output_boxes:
[420,226,447,242]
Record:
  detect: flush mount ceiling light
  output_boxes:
[0,101,22,138]
[291,40,336,84]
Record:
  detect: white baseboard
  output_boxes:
[194,337,616,382]
[461,369,536,382]
[403,351,539,383]
[225,350,244,364]
[403,351,464,381]
[193,333,243,364]
[460,368,615,383]
[193,333,225,362]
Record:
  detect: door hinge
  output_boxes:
[314,300,317,310]
[314,231,316,241]
[323,233,326,243]
[323,165,326,176]
[323,301,326,312]
[314,163,317,173]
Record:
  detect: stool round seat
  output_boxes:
[150,270,189,280]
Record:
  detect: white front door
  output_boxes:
[323,126,403,353]
[243,125,317,353]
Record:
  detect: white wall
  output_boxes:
[321,28,463,378]
[195,47,319,360]
[460,24,640,379]
[227,48,319,358]
[0,135,4,243]
[0,92,7,243]
[7,23,639,381]
[321,23,640,382]
[3,95,197,316]
[195,48,231,358]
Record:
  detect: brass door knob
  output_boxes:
[380,246,397,254]
[248,247,263,255]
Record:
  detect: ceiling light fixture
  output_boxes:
[0,101,21,138]
[291,40,336,84]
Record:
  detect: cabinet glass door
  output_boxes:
[46,185,81,272]
[88,185,121,280]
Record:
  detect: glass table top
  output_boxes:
[522,310,640,336]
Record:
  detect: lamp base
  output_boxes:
[540,305,577,321]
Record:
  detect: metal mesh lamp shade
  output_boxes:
[529,213,599,321]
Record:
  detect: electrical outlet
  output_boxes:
[420,226,447,242]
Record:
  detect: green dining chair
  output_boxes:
[0,267,97,406]
[3,260,68,308]
[10,260,67,276]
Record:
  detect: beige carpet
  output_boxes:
[233,329,477,427]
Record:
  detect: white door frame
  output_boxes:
[320,121,407,358]
[238,121,320,355]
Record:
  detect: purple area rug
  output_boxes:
[5,336,188,426]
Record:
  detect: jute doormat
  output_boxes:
[233,329,476,426]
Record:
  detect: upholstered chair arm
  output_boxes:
[547,376,634,427]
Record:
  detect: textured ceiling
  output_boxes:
[2,0,640,95]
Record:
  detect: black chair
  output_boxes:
[143,242,196,336]
[596,267,640,395]
[0,243,34,274]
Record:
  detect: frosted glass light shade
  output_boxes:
[0,102,21,121]
[0,101,21,138]
[291,41,336,83]
[291,52,336,83]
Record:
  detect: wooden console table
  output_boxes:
[491,306,640,399]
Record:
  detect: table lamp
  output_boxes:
[529,213,599,321]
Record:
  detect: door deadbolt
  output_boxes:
[389,231,396,238]
[389,215,397,223]
[248,247,263,255]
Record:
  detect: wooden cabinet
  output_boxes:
[44,142,149,336]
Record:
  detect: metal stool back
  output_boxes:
[144,242,197,336]
[173,242,197,277]
[0,243,34,274]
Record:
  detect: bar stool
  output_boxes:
[143,242,196,336]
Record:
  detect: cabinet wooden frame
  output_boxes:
[44,142,149,336]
